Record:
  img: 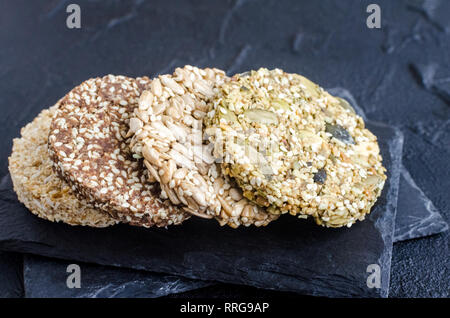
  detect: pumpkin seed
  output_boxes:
[325,123,355,145]
[243,109,278,125]
[362,175,384,187]
[299,75,320,99]
[271,98,290,110]
[313,168,327,184]
[219,109,238,124]
[336,97,355,114]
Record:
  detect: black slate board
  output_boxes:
[23,254,210,298]
[20,162,447,298]
[0,121,403,297]
[0,252,23,298]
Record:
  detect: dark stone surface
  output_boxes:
[0,0,448,297]
[0,252,23,298]
[23,255,210,298]
[390,129,450,298]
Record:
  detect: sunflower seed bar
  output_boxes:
[206,68,386,227]
[129,66,278,228]
[9,104,118,227]
[48,75,189,227]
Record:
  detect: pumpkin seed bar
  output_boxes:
[206,68,386,227]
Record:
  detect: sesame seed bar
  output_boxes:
[48,75,189,227]
[9,104,118,227]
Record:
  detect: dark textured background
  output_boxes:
[0,0,448,297]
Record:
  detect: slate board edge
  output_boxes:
[0,245,359,297]
[374,122,404,298]
[394,165,449,242]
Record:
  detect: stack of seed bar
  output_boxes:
[9,67,386,229]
